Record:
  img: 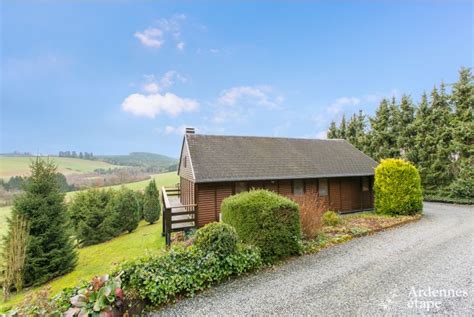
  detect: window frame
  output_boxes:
[318,178,328,197]
[293,179,304,196]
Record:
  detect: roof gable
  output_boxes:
[185,134,378,183]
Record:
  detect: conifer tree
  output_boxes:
[369,99,399,161]
[412,93,433,186]
[108,187,140,233]
[339,115,347,139]
[397,94,416,161]
[427,84,454,190]
[10,158,77,286]
[143,180,161,224]
[327,121,339,139]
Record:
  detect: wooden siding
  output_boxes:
[179,177,194,209]
[178,138,194,181]
[190,176,374,228]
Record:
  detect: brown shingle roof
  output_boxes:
[186,134,378,183]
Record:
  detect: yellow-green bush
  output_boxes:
[322,211,342,226]
[374,159,423,215]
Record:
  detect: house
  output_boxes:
[176,128,378,228]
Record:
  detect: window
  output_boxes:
[183,156,187,168]
[318,178,328,196]
[293,180,304,195]
[362,177,369,192]
[235,182,247,193]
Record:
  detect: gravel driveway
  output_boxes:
[153,203,473,316]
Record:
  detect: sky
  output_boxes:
[1,1,472,158]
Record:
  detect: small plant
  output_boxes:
[65,274,124,317]
[289,194,327,239]
[350,226,369,236]
[322,211,342,226]
[194,222,238,257]
[10,287,60,316]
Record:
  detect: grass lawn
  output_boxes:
[0,172,179,310]
[0,156,123,179]
[0,220,166,310]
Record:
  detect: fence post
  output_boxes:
[165,207,172,246]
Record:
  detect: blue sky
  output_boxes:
[1,1,472,158]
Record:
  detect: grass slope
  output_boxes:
[0,172,179,309]
[0,156,122,179]
[0,206,10,238]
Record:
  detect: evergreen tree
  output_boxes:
[143,180,161,224]
[107,187,140,233]
[397,94,416,161]
[10,158,77,286]
[427,84,454,190]
[413,93,434,185]
[339,115,347,139]
[68,189,116,246]
[369,99,399,161]
[327,121,339,139]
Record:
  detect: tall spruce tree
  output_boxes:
[143,180,161,224]
[327,121,339,139]
[397,94,416,161]
[427,84,454,190]
[339,115,347,139]
[10,158,77,286]
[369,99,399,161]
[413,92,434,186]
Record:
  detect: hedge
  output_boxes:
[194,222,238,258]
[118,243,262,306]
[221,189,301,263]
[374,159,423,215]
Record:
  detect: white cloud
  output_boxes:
[326,97,361,115]
[134,28,164,48]
[142,71,186,93]
[218,86,282,108]
[122,92,198,118]
[135,14,187,50]
[164,125,187,135]
[212,85,284,123]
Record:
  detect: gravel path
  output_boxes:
[153,203,473,316]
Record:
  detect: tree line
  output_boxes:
[327,67,473,200]
[58,151,95,160]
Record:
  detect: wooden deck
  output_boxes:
[161,186,197,246]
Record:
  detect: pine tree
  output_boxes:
[369,99,399,161]
[451,67,473,161]
[10,158,77,286]
[327,121,339,139]
[143,180,161,224]
[427,84,454,190]
[413,92,434,186]
[397,94,416,161]
[339,115,347,139]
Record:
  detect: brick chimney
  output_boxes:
[185,127,195,134]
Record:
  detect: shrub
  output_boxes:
[68,189,116,246]
[322,211,342,226]
[289,194,327,239]
[118,244,261,306]
[374,159,423,215]
[221,189,301,263]
[194,222,238,257]
[143,180,161,224]
[107,187,141,234]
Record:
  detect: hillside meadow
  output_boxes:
[0,156,123,179]
[0,172,179,310]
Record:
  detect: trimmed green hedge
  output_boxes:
[194,222,238,258]
[221,189,301,263]
[374,159,423,215]
[119,243,261,306]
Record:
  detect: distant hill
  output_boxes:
[97,152,178,172]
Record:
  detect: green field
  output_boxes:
[0,172,179,310]
[0,206,10,238]
[0,156,124,179]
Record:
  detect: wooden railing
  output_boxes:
[161,186,197,246]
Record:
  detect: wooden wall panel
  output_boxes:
[264,181,278,192]
[178,139,194,181]
[329,178,341,211]
[278,180,292,196]
[305,180,317,194]
[340,178,353,211]
[196,184,217,227]
[216,183,234,215]
[351,177,362,211]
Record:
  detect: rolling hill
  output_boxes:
[97,152,178,172]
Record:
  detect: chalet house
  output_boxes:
[176,128,378,228]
